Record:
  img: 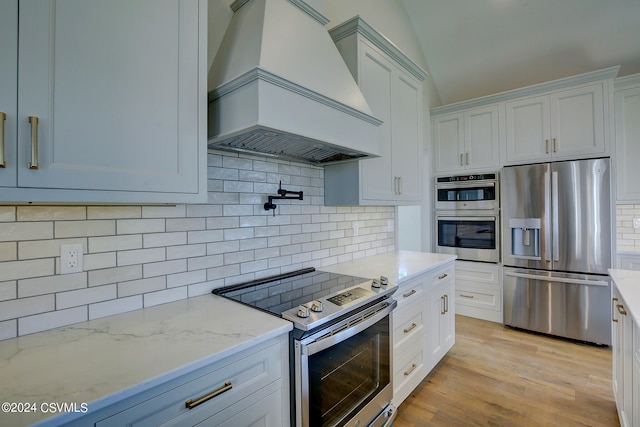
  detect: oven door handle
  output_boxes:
[302,300,397,357]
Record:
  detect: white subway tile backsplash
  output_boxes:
[118,276,166,298]
[0,222,53,242]
[89,296,142,320]
[17,206,86,221]
[18,272,86,298]
[19,307,87,336]
[89,265,142,287]
[0,242,17,262]
[617,204,640,252]
[0,152,395,340]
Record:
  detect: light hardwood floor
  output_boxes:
[394,315,619,426]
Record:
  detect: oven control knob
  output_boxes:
[371,278,381,289]
[310,300,324,312]
[379,276,389,286]
[297,305,310,318]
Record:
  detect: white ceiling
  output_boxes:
[401,0,640,105]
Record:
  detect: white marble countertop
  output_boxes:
[610,269,640,326]
[320,250,456,284]
[0,294,292,427]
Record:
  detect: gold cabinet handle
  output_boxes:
[553,137,557,153]
[185,381,232,409]
[403,289,417,299]
[617,304,627,316]
[441,295,446,314]
[466,152,469,165]
[444,294,449,313]
[0,112,6,167]
[28,116,39,169]
[612,297,618,323]
[460,153,464,166]
[460,294,474,299]
[545,139,549,154]
[438,273,448,280]
[404,363,417,376]
[404,323,417,334]
[398,176,402,195]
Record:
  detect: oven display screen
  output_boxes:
[307,316,390,427]
[438,219,496,250]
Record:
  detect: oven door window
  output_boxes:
[437,185,495,202]
[438,218,496,250]
[307,316,390,427]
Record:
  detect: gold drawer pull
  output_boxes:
[617,304,627,316]
[438,273,448,280]
[553,137,557,153]
[545,139,549,154]
[404,363,417,376]
[460,294,474,299]
[403,289,417,298]
[404,323,417,334]
[612,297,618,323]
[185,381,232,409]
[28,116,39,169]
[0,112,6,168]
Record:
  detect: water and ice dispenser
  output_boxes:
[509,218,541,259]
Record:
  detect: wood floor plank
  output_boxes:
[394,315,619,427]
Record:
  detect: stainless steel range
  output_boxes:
[213,268,397,427]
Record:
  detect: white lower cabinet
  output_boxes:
[612,283,634,427]
[392,260,455,406]
[455,261,502,323]
[70,335,289,427]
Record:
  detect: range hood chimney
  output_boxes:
[208,0,382,165]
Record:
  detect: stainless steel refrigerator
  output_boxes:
[502,158,612,345]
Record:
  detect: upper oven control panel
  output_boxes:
[436,173,497,183]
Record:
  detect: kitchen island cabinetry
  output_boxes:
[609,269,640,427]
[319,251,456,406]
[0,0,206,203]
[614,74,640,202]
[0,296,291,427]
[432,104,500,174]
[324,17,427,206]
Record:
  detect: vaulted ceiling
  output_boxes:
[401,0,640,105]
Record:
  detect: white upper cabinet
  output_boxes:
[614,74,640,203]
[324,17,426,206]
[0,0,207,203]
[505,83,606,163]
[433,104,499,174]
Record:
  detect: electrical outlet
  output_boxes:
[634,218,640,229]
[60,244,83,274]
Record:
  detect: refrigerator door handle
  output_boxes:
[552,171,559,262]
[504,271,609,287]
[544,170,552,262]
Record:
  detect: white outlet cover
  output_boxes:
[61,244,84,274]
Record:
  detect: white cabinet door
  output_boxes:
[433,104,499,175]
[505,84,606,163]
[6,0,206,203]
[615,82,640,202]
[392,70,422,201]
[360,43,394,201]
[426,264,455,370]
[433,113,464,174]
[613,285,633,427]
[0,0,17,188]
[505,94,551,163]
[550,83,605,157]
[464,104,499,170]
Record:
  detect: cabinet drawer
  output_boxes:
[395,279,425,309]
[393,298,425,348]
[97,341,282,427]
[456,284,501,312]
[455,261,500,285]
[393,347,424,395]
[430,263,455,287]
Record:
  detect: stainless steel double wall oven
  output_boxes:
[435,173,500,263]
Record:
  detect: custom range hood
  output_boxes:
[208,0,382,165]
